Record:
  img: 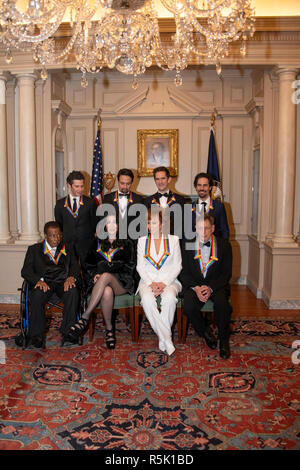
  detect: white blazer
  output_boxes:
[136,234,182,292]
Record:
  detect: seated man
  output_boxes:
[180,214,232,359]
[16,221,80,348]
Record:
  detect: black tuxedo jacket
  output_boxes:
[21,241,80,287]
[179,236,232,294]
[101,191,145,240]
[191,198,229,239]
[54,195,98,259]
[144,191,185,237]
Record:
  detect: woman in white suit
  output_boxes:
[136,208,182,355]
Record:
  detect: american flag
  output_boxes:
[90,127,103,205]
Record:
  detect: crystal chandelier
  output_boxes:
[0,0,255,87]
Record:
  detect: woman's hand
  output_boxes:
[150,282,166,297]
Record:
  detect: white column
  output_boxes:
[0,75,12,243]
[15,73,40,243]
[272,67,299,246]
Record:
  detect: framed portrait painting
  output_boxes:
[137,129,178,177]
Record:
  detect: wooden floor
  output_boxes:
[1,285,300,320]
[230,285,300,319]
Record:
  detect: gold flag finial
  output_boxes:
[97,109,102,130]
[210,112,216,128]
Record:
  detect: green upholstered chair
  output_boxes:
[133,293,182,342]
[179,298,230,343]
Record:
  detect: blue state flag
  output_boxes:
[207,129,220,183]
[90,128,104,205]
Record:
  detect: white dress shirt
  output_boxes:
[118,191,129,218]
[197,196,210,214]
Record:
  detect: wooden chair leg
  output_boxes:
[176,305,182,343]
[182,314,188,343]
[89,311,96,342]
[134,305,141,342]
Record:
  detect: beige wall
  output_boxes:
[0,26,299,306]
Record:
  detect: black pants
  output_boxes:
[183,287,232,340]
[29,283,79,337]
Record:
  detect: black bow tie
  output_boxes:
[200,241,211,248]
[158,192,169,199]
[119,193,129,198]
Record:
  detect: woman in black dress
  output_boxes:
[67,214,136,348]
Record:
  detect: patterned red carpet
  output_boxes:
[0,308,299,450]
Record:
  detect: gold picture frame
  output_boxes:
[137,129,178,177]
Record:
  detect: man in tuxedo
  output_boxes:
[192,172,229,239]
[54,171,98,265]
[100,168,145,241]
[16,221,80,348]
[180,214,232,359]
[144,166,185,238]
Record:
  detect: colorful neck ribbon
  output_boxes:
[194,235,218,276]
[114,191,133,209]
[64,196,83,218]
[152,193,176,207]
[43,242,66,265]
[144,234,170,270]
[192,199,214,217]
[96,241,122,263]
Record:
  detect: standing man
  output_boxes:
[144,166,185,238]
[180,214,232,359]
[16,221,80,348]
[192,172,229,239]
[54,171,98,266]
[101,168,145,241]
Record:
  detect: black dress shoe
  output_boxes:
[203,328,217,350]
[219,339,230,359]
[31,335,45,349]
[15,333,28,348]
[61,334,79,347]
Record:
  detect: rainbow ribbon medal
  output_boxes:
[43,242,67,265]
[152,193,176,207]
[64,196,84,218]
[144,234,170,270]
[194,235,218,276]
[192,200,214,217]
[113,191,133,209]
[96,241,122,263]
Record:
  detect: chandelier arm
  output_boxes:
[8,14,66,43]
[38,22,82,64]
[186,12,252,41]
[1,2,66,24]
[160,0,232,16]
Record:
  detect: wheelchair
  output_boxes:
[16,279,87,349]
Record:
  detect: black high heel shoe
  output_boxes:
[105,329,116,350]
[61,333,82,347]
[67,318,89,342]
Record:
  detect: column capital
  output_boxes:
[0,72,10,83]
[273,66,299,78]
[13,70,40,82]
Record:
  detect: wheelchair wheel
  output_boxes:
[18,280,30,348]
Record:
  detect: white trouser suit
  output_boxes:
[136,234,182,355]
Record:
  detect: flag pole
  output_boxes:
[97,108,102,130]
